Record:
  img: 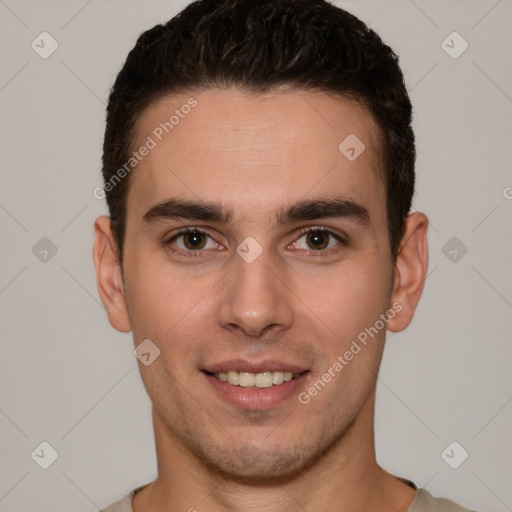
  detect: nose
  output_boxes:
[217,246,294,338]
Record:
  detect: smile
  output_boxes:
[212,370,300,388]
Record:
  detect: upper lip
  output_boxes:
[203,359,309,374]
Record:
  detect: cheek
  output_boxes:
[123,250,217,364]
[299,263,390,407]
[123,252,178,338]
[294,258,391,341]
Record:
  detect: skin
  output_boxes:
[94,88,428,512]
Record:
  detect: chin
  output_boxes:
[185,422,351,485]
[200,444,311,484]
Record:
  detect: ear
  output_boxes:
[387,212,429,332]
[93,215,131,332]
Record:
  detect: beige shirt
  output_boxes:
[100,481,477,512]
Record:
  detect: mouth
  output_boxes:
[201,360,310,409]
[207,370,302,388]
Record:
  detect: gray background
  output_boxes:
[1,0,511,510]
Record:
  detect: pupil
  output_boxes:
[307,231,328,250]
[184,232,205,250]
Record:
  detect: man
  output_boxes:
[93,0,475,510]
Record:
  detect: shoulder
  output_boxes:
[100,483,150,512]
[99,492,133,512]
[100,490,135,512]
[408,488,478,512]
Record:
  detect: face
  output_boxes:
[95,87,425,483]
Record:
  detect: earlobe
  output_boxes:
[387,212,429,333]
[93,216,132,333]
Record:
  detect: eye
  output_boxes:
[166,228,219,252]
[292,228,343,252]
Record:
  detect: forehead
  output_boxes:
[127,88,384,227]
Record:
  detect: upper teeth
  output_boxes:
[215,370,296,388]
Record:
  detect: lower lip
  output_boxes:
[203,371,309,410]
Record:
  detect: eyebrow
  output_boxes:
[141,197,370,227]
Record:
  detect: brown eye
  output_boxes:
[182,231,207,250]
[166,229,218,252]
[305,230,330,250]
[292,228,343,253]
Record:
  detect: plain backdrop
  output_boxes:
[1,1,511,511]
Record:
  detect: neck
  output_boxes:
[133,390,415,512]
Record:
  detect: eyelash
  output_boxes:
[163,226,347,259]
